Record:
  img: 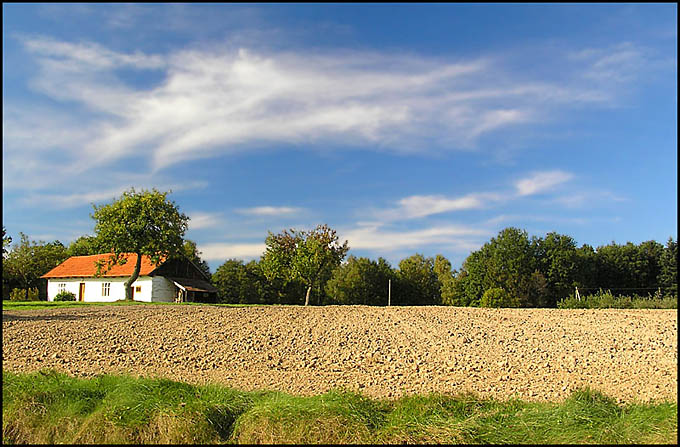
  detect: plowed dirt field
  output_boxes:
[2,305,676,403]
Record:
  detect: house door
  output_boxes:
[78,283,85,302]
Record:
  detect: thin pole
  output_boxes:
[388,279,391,306]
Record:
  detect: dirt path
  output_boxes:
[2,305,676,403]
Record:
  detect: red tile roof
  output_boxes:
[41,253,162,278]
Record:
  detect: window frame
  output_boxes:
[102,282,111,297]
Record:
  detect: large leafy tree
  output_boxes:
[92,188,189,301]
[573,243,598,290]
[484,228,539,306]
[452,228,540,307]
[3,233,68,300]
[593,241,664,293]
[636,240,665,290]
[261,224,349,306]
[434,254,458,305]
[396,254,442,305]
[441,270,470,307]
[325,256,396,305]
[534,232,579,306]
[212,259,275,304]
[67,235,102,257]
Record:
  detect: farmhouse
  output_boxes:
[41,253,218,303]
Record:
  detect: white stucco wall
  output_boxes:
[47,277,160,302]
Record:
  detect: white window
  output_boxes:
[102,282,111,297]
[58,283,67,293]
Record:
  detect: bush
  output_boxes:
[54,291,76,302]
[557,289,677,309]
[9,288,39,301]
[480,288,519,308]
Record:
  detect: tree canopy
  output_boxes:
[325,256,395,306]
[395,254,442,305]
[67,235,102,257]
[3,233,68,300]
[261,224,349,305]
[92,188,189,301]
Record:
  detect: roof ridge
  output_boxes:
[41,253,158,279]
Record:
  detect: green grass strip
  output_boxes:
[1,300,268,311]
[2,370,677,444]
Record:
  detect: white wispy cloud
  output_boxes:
[198,242,266,261]
[570,42,651,84]
[553,191,627,208]
[188,212,223,230]
[515,170,574,196]
[374,192,503,221]
[18,181,208,209]
[4,35,653,187]
[342,223,490,252]
[22,36,166,71]
[21,187,131,209]
[372,169,575,222]
[235,206,304,217]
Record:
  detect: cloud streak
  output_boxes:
[373,192,502,221]
[236,206,304,217]
[18,181,208,209]
[342,223,489,252]
[369,169,573,222]
[188,212,223,230]
[198,242,266,261]
[4,36,652,187]
[515,170,573,196]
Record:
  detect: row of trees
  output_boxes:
[212,252,446,306]
[3,187,677,307]
[213,227,677,307]
[442,228,677,308]
[3,229,70,300]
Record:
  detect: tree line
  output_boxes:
[3,187,677,306]
[3,223,677,306]
[214,226,677,307]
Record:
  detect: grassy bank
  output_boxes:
[1,300,265,311]
[2,370,676,444]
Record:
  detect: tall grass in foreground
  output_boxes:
[3,370,676,445]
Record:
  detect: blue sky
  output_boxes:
[2,3,677,272]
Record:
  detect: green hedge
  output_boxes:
[557,289,677,309]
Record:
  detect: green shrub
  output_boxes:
[480,288,519,308]
[558,289,677,309]
[557,295,586,309]
[54,291,76,302]
[9,288,38,301]
[591,289,617,308]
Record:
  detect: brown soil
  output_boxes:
[2,305,677,403]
